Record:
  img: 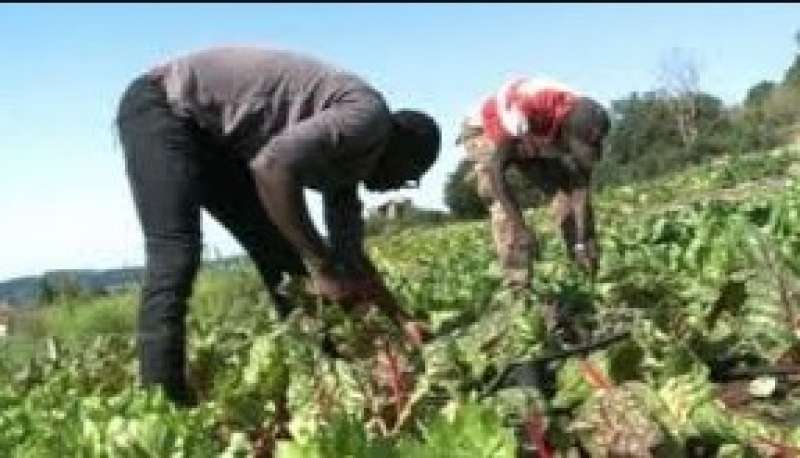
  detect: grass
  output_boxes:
[1,259,277,372]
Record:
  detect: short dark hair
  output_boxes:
[388,109,441,173]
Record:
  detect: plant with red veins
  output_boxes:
[523,406,553,458]
[578,358,613,390]
[754,437,800,458]
[372,342,415,430]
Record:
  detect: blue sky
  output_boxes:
[0,3,797,281]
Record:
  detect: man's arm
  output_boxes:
[569,185,596,253]
[557,139,599,275]
[553,186,598,271]
[489,147,528,227]
[323,186,371,277]
[249,140,331,275]
[324,186,425,342]
[251,136,386,304]
[247,114,376,306]
[323,187,405,312]
[471,140,535,288]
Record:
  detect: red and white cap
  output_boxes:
[464,76,581,145]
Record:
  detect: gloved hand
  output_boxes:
[504,267,531,291]
[573,240,599,278]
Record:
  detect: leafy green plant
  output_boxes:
[3,143,800,456]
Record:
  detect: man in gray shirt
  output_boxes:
[116,47,440,405]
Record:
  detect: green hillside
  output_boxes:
[2,143,800,457]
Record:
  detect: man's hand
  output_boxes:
[309,267,429,347]
[308,266,381,305]
[504,267,531,291]
[358,276,430,347]
[401,320,429,347]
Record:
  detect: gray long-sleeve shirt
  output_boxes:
[148,46,391,273]
[148,47,391,169]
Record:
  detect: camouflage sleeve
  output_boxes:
[567,184,599,275]
[518,157,587,256]
[545,159,597,275]
[323,185,370,277]
[460,124,534,289]
[555,132,600,273]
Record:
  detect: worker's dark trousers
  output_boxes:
[116,75,305,404]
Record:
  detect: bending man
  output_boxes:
[116,46,440,405]
[456,77,609,290]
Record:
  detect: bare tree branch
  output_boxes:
[657,48,703,151]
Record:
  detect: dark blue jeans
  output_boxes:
[116,75,306,403]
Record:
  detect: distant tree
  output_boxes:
[784,55,800,88]
[604,92,677,161]
[594,88,732,189]
[735,30,800,150]
[39,272,90,306]
[37,276,56,305]
[762,85,800,139]
[744,81,776,109]
[785,29,800,88]
[444,158,547,220]
[444,159,487,219]
[657,48,704,152]
[597,33,800,189]
[756,29,800,143]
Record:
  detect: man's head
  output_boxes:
[560,97,610,172]
[365,110,441,192]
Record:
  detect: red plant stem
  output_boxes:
[578,358,613,391]
[523,407,553,458]
[382,346,408,419]
[755,437,800,458]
